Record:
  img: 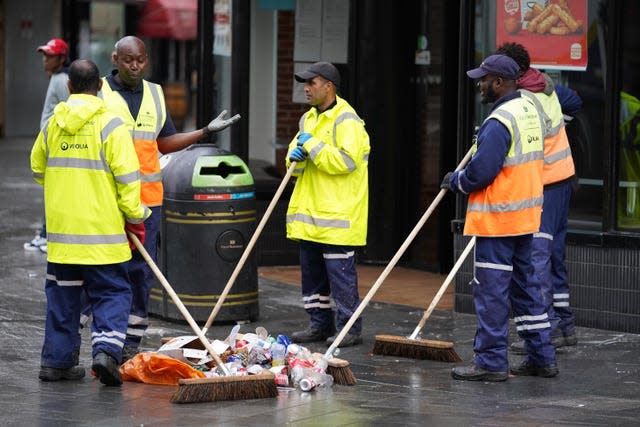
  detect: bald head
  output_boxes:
[68,59,101,95]
[112,36,148,89]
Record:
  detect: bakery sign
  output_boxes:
[496,0,588,71]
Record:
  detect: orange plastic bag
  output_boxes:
[120,352,206,385]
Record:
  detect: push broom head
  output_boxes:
[170,372,278,403]
[325,357,357,386]
[372,334,462,362]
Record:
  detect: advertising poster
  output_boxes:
[496,0,588,71]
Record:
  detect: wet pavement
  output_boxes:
[2,136,640,426]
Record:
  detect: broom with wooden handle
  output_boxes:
[372,236,476,361]
[126,232,277,403]
[200,161,297,336]
[322,147,474,384]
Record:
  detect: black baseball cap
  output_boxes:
[294,62,341,87]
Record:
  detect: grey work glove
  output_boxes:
[204,110,241,134]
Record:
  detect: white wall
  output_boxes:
[248,2,277,164]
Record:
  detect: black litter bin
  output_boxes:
[149,144,258,323]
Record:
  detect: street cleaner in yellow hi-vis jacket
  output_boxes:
[31,59,151,387]
[93,36,240,361]
[286,62,371,348]
[441,54,556,381]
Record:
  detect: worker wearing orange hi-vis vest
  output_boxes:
[495,43,582,356]
[441,54,556,382]
[90,36,241,361]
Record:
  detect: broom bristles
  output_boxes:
[170,372,278,403]
[372,334,462,362]
[326,358,357,386]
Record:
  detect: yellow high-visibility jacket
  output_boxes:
[285,96,370,246]
[31,94,150,264]
[100,78,167,207]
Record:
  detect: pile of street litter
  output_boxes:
[120,325,333,392]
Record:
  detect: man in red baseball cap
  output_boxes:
[24,38,71,254]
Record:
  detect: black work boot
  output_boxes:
[291,327,335,343]
[326,333,363,348]
[39,365,86,382]
[510,360,559,378]
[92,352,123,386]
[451,364,508,382]
[121,345,140,363]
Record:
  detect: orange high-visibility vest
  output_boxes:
[100,79,167,207]
[464,95,544,237]
[521,89,575,185]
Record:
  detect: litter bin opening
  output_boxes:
[200,163,245,178]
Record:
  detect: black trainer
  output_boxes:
[291,327,335,343]
[511,333,578,354]
[92,352,123,386]
[39,365,85,382]
[451,364,508,381]
[510,360,559,377]
[326,333,363,348]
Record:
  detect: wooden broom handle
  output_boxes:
[408,236,475,340]
[324,147,474,358]
[127,232,231,375]
[201,161,297,335]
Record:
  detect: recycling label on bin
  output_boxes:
[194,191,255,201]
[216,229,245,262]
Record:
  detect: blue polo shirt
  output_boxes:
[105,70,177,138]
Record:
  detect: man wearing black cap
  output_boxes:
[441,54,557,381]
[286,62,371,348]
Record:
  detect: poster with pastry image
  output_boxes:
[496,0,588,70]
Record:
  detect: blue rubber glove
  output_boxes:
[297,132,312,146]
[289,146,307,162]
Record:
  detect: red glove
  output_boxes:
[125,221,146,250]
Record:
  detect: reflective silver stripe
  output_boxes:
[92,330,126,340]
[47,157,109,172]
[46,274,83,287]
[554,302,570,307]
[339,150,356,172]
[468,196,543,213]
[554,293,570,299]
[286,213,350,229]
[140,171,162,183]
[475,261,513,271]
[303,294,331,302]
[294,167,305,174]
[33,172,44,180]
[126,329,145,337]
[333,112,363,146]
[43,123,49,157]
[545,146,572,165]
[48,232,128,245]
[115,169,140,185]
[148,83,164,139]
[492,109,522,155]
[502,150,544,167]
[533,232,554,240]
[127,314,148,325]
[299,112,308,133]
[323,251,355,259]
[92,337,125,347]
[513,313,548,323]
[547,122,562,137]
[132,130,157,140]
[308,141,326,161]
[516,322,551,331]
[304,302,333,309]
[363,153,369,161]
[101,117,124,142]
